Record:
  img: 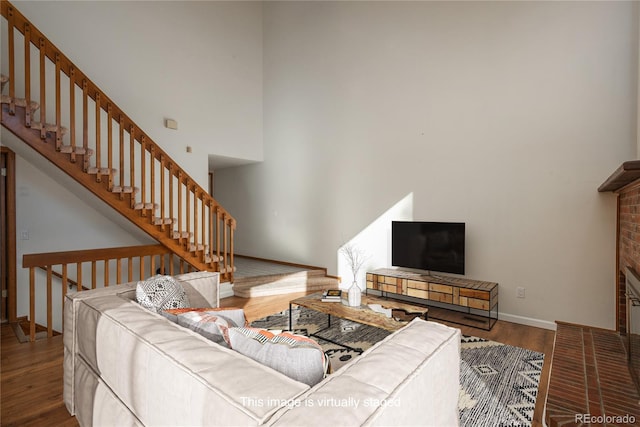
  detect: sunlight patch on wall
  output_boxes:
[337,193,413,289]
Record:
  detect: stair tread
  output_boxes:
[220,265,237,274]
[60,145,94,156]
[0,95,39,111]
[171,231,193,239]
[134,202,158,210]
[87,167,117,175]
[30,121,68,135]
[188,243,208,252]
[204,254,222,263]
[111,186,139,194]
[153,217,174,225]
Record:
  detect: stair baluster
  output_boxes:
[104,259,110,287]
[150,145,155,217]
[186,179,191,248]
[29,267,35,339]
[118,117,124,197]
[23,23,31,126]
[82,79,89,172]
[129,125,135,206]
[55,53,62,149]
[7,6,15,114]
[94,92,101,182]
[169,162,174,231]
[140,135,146,214]
[160,154,165,231]
[38,38,45,138]
[107,104,113,189]
[177,170,183,242]
[69,67,76,162]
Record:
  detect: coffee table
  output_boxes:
[288,292,428,352]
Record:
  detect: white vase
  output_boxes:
[348,281,362,307]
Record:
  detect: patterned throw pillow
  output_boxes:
[162,308,248,347]
[136,275,190,313]
[227,327,326,386]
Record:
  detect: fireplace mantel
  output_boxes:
[598,160,640,192]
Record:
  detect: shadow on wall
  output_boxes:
[337,193,414,290]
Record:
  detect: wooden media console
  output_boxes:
[366,268,498,330]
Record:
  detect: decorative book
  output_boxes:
[321,289,342,302]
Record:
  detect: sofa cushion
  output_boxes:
[174,271,219,308]
[71,295,311,426]
[227,327,326,387]
[163,308,248,347]
[136,275,190,312]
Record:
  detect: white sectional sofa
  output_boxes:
[63,271,461,426]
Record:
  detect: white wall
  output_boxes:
[215,1,638,329]
[12,0,263,190]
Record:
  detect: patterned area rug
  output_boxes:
[252,307,544,427]
[459,336,544,426]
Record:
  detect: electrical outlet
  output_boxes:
[20,230,29,240]
[517,287,525,298]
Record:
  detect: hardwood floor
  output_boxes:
[0,322,77,426]
[1,292,555,427]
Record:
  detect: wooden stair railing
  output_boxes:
[21,244,199,342]
[0,1,236,282]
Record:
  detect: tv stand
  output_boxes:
[366,268,498,330]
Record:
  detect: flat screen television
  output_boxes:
[392,221,465,275]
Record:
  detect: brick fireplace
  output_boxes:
[543,162,640,426]
[598,160,640,334]
[619,183,640,333]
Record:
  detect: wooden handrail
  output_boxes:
[1,1,236,284]
[23,244,171,268]
[22,244,200,342]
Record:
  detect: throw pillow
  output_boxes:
[136,275,190,313]
[162,308,248,347]
[227,327,326,386]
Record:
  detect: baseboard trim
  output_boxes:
[499,312,557,331]
[220,282,234,299]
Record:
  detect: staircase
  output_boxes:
[0,1,235,280]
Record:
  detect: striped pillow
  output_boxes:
[227,327,326,386]
[163,307,247,327]
[163,308,247,347]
